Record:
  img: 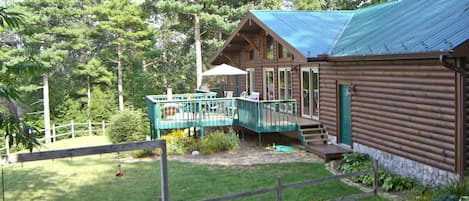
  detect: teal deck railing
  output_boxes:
[237,99,298,133]
[146,93,298,139]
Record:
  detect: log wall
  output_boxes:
[319,61,457,172]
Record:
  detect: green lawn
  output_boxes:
[0,136,387,201]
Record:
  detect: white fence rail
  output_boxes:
[0,120,109,153]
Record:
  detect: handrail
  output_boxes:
[146,93,299,135]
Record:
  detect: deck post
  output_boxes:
[157,129,161,139]
[258,133,262,146]
[200,127,205,138]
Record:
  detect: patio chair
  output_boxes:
[224,91,233,98]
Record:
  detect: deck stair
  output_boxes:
[298,124,329,146]
[297,121,352,161]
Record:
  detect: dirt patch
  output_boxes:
[168,133,323,165]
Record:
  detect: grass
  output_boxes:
[0,136,387,201]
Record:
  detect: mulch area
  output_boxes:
[168,132,323,165]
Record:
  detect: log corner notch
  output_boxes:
[440,54,467,178]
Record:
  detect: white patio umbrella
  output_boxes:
[202,63,247,76]
[202,63,247,96]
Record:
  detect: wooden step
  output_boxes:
[301,128,323,133]
[305,144,353,161]
[305,138,329,143]
[303,133,327,138]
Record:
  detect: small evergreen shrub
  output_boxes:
[200,129,239,154]
[108,109,147,144]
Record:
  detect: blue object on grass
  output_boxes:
[274,145,295,152]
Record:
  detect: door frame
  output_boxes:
[246,68,254,95]
[300,66,319,120]
[263,68,275,101]
[278,67,292,100]
[337,81,352,147]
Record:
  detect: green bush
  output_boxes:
[382,174,415,192]
[431,195,458,201]
[108,109,147,144]
[339,153,415,192]
[442,179,469,199]
[200,129,239,154]
[132,149,153,158]
[162,130,196,155]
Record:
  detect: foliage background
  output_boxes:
[0,0,386,140]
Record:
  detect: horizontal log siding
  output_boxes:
[319,63,457,172]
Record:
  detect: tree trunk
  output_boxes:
[43,73,51,143]
[194,14,203,89]
[117,44,124,112]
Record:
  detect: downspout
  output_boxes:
[440,55,466,179]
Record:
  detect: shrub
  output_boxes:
[442,179,469,199]
[132,149,153,158]
[108,109,147,144]
[430,195,458,201]
[339,152,415,192]
[382,174,415,192]
[200,129,239,154]
[162,130,196,155]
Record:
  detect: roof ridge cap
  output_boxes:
[329,12,355,55]
[250,10,354,13]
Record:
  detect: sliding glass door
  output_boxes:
[301,67,319,119]
[278,68,292,100]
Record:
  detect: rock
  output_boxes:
[192,151,200,156]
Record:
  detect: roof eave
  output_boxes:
[325,51,453,62]
[208,13,254,65]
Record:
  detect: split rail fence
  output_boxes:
[0,121,109,154]
[0,140,169,201]
[202,160,379,201]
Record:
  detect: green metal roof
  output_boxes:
[251,10,353,58]
[251,0,469,58]
[331,0,469,57]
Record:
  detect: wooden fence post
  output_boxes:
[276,177,282,201]
[71,120,75,138]
[373,160,379,196]
[160,140,169,201]
[52,124,56,142]
[88,120,92,136]
[5,138,9,156]
[102,121,105,136]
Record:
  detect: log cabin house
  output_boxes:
[208,0,469,185]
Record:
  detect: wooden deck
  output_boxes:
[305,144,353,161]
